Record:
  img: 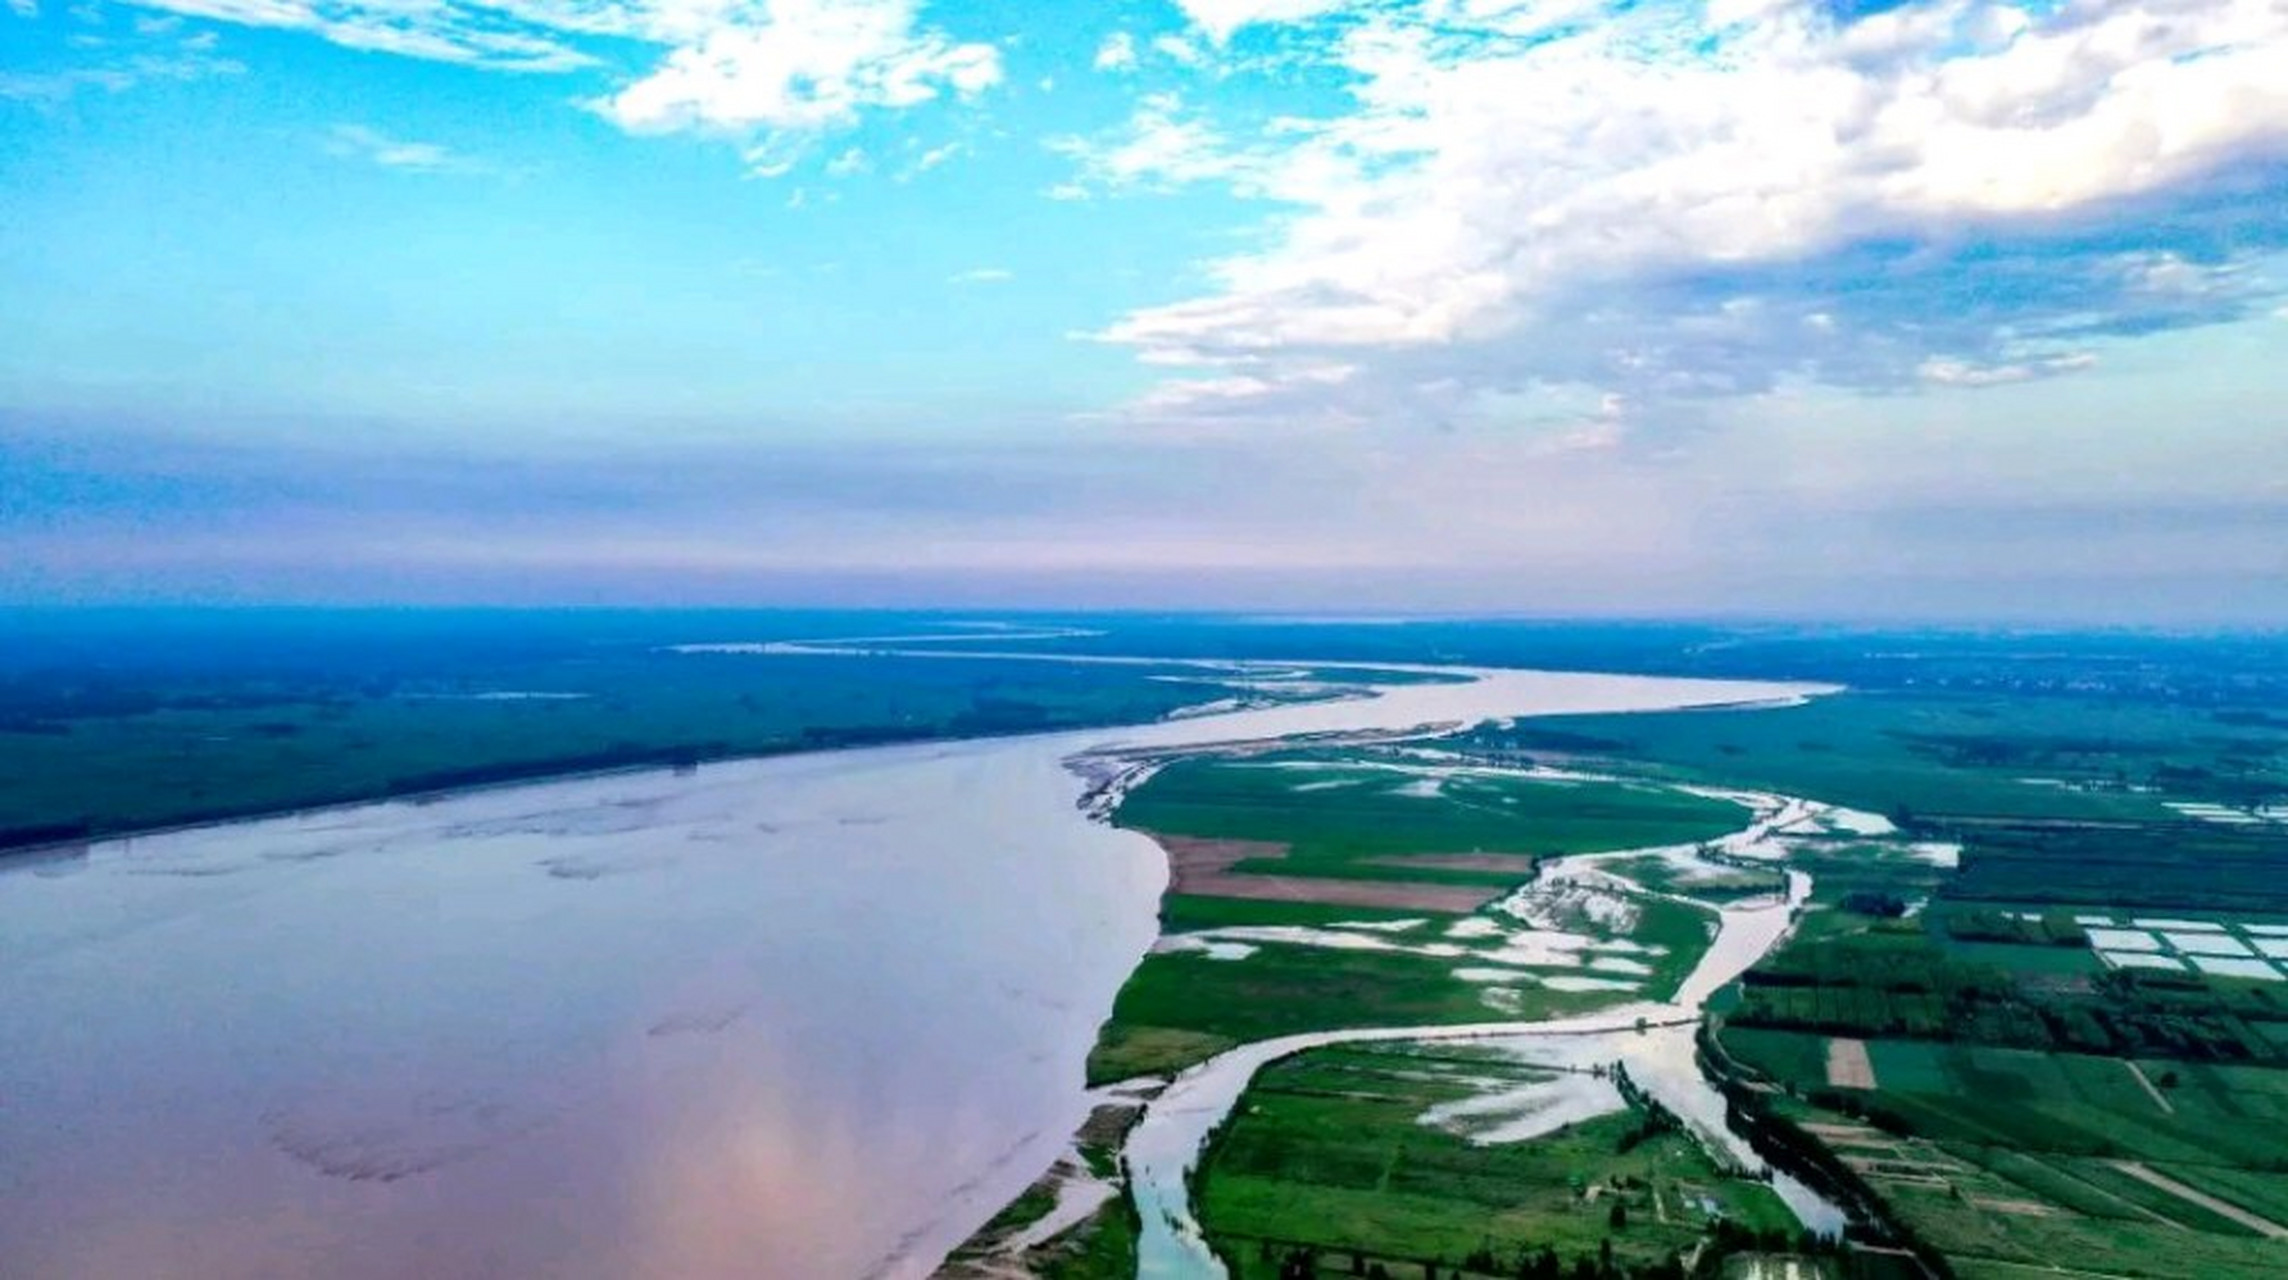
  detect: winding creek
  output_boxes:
[1125,856,1846,1278]
[0,658,1826,1279]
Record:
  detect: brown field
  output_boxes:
[1826,1037,1878,1090]
[1969,1198,2059,1217]
[1801,1121,1889,1146]
[1146,832,1502,912]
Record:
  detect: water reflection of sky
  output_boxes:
[0,665,1817,1278]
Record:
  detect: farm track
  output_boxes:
[2105,1161,2288,1239]
[2121,1061,2175,1115]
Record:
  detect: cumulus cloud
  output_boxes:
[119,0,999,172]
[1152,34,1207,66]
[1077,0,2288,432]
[595,0,1000,174]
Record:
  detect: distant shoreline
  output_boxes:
[0,661,1822,866]
[0,717,1128,864]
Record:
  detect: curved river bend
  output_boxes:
[0,664,1821,1279]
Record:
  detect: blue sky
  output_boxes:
[4,0,2285,620]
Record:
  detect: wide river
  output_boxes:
[0,662,1820,1279]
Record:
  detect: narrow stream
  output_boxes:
[1123,810,1853,1278]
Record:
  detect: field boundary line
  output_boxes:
[2013,1158,2184,1230]
[1945,1255,2143,1280]
[2121,1061,2174,1115]
[2106,1160,2288,1239]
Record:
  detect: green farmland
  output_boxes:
[1197,1044,1805,1279]
[1088,751,1744,1081]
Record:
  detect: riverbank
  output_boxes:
[1113,813,1843,1278]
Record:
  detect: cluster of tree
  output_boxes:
[1609,1063,1685,1156]
[794,723,935,748]
[1941,821,2288,914]
[1264,1237,1681,1280]
[1697,1221,1860,1277]
[1264,1230,1859,1280]
[1839,892,1910,919]
[1734,959,2288,1065]
[1940,907,2086,946]
[1749,933,2002,997]
[0,820,93,853]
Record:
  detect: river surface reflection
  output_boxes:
[0,664,1816,1278]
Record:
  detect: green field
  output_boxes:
[1087,897,1718,1081]
[1088,749,1740,1081]
[1118,752,1751,883]
[1197,1044,1804,1278]
[1092,943,1625,1082]
[1714,1022,2288,1275]
[1479,689,2288,823]
[0,638,1231,847]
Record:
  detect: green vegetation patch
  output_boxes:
[0,639,1219,847]
[1475,689,2288,824]
[1087,946,1604,1084]
[1119,752,1749,888]
[1036,1196,1140,1280]
[1946,822,2288,916]
[1197,1044,1803,1279]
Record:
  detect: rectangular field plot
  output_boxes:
[1826,1038,1878,1089]
[2169,931,2256,956]
[1717,1027,1830,1089]
[2188,955,2283,980]
[2102,950,2187,971]
[2086,927,2161,951]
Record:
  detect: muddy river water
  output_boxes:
[0,663,1820,1279]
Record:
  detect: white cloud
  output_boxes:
[120,0,1001,173]
[950,267,1014,284]
[134,0,593,71]
[1094,30,1137,72]
[1083,0,2288,431]
[596,0,1001,174]
[1176,0,1352,43]
[323,123,496,174]
[1152,34,1206,66]
[903,139,962,176]
[0,24,241,100]
[7,0,38,16]
[1918,352,2098,387]
[1051,92,1247,195]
